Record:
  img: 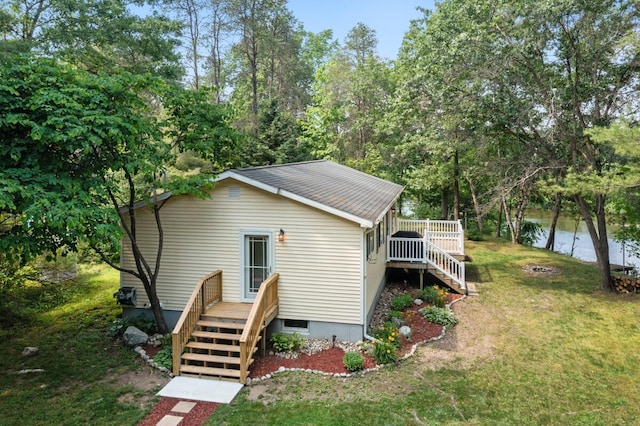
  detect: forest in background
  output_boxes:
[1,0,640,329]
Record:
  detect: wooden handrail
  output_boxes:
[239,273,279,384]
[171,270,223,376]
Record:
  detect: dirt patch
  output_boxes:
[415,290,497,370]
[523,264,562,275]
[102,358,171,410]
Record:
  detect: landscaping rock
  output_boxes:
[391,317,405,327]
[414,298,424,306]
[147,333,164,347]
[399,326,413,338]
[22,347,39,358]
[123,326,149,347]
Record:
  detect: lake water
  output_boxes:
[525,209,639,270]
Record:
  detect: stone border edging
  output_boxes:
[247,295,467,385]
[133,345,174,377]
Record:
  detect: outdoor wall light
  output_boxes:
[278,229,286,242]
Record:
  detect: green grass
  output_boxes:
[211,238,640,425]
[0,265,158,426]
[3,240,640,425]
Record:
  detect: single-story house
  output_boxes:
[118,160,465,382]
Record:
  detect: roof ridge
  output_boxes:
[234,159,326,172]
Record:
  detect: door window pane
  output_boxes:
[246,235,269,294]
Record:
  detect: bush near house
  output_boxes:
[270,332,306,352]
[390,293,414,311]
[343,351,365,371]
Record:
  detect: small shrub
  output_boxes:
[419,286,447,308]
[343,351,364,371]
[402,309,417,326]
[372,339,398,364]
[153,346,173,370]
[371,322,401,364]
[391,293,414,311]
[421,305,458,327]
[373,322,401,348]
[388,310,402,321]
[270,332,306,352]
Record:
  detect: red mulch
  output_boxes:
[250,346,377,378]
[137,397,219,426]
[250,293,463,378]
[141,344,161,358]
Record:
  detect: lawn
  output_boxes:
[0,265,162,426]
[211,238,640,425]
[2,239,639,425]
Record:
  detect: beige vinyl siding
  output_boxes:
[364,217,388,318]
[121,179,363,325]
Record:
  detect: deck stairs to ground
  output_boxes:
[387,219,467,295]
[178,303,260,382]
[426,264,465,295]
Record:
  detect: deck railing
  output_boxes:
[425,240,466,290]
[171,270,223,376]
[398,219,464,254]
[388,219,465,290]
[239,272,279,384]
[387,237,425,262]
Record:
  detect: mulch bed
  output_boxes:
[250,293,463,378]
[136,397,219,426]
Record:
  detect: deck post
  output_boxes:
[419,269,424,290]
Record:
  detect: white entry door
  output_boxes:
[240,231,274,301]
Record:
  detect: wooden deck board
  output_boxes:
[204,302,252,320]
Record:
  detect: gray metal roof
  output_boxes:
[218,160,403,227]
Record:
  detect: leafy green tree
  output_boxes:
[586,122,640,260]
[0,0,183,80]
[300,23,394,175]
[0,55,236,332]
[394,0,639,289]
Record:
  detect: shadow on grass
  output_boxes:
[464,263,491,283]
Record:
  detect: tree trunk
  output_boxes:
[453,150,460,220]
[441,188,449,220]
[512,185,531,245]
[117,183,170,334]
[501,193,517,244]
[140,274,169,334]
[466,175,483,233]
[545,193,562,250]
[575,194,614,291]
[496,202,503,238]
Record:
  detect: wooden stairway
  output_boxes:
[427,266,466,295]
[178,309,260,381]
[172,271,279,384]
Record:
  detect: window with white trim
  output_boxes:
[366,229,375,259]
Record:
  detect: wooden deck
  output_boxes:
[204,302,252,320]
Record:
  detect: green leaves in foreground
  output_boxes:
[420,305,458,327]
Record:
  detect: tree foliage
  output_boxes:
[0,54,237,331]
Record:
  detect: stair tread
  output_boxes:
[196,320,245,329]
[191,330,241,340]
[180,364,242,378]
[186,341,241,352]
[181,352,241,364]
